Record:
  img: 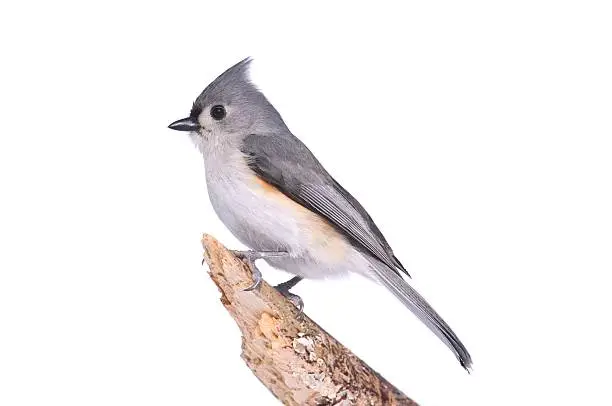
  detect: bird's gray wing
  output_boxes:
[241,133,408,277]
[241,133,473,370]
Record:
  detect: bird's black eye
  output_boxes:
[210,105,226,120]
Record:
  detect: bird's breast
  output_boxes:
[205,157,348,262]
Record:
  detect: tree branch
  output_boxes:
[201,234,417,406]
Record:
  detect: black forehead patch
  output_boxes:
[190,101,202,118]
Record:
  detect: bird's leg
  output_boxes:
[201,250,287,266]
[230,250,288,292]
[231,250,288,261]
[274,276,304,312]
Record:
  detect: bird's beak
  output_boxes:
[168,117,200,132]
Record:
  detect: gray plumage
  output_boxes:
[170,58,472,370]
[241,133,409,278]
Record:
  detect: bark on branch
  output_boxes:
[201,234,417,406]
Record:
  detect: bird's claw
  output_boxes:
[229,250,287,292]
[274,276,304,313]
[242,265,262,291]
[279,290,304,313]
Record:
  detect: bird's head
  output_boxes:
[169,58,287,153]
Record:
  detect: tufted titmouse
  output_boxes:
[169,58,472,370]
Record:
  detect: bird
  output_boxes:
[168,58,472,371]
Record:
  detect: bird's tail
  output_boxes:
[372,262,473,371]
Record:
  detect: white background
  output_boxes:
[1,1,611,405]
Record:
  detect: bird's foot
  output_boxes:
[242,264,263,291]
[231,250,288,262]
[230,250,288,291]
[274,276,304,312]
[201,250,287,266]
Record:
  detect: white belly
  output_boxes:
[203,152,371,279]
[207,168,302,253]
